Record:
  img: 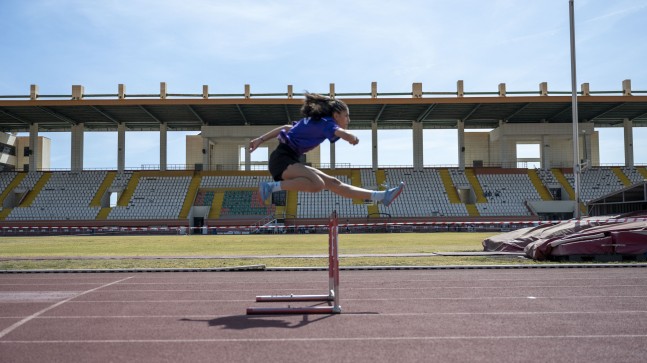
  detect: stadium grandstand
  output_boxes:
[1,81,647,234]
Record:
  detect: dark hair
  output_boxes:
[300,93,348,120]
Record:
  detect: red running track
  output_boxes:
[1,267,647,362]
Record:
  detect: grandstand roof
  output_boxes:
[586,181,647,217]
[1,94,647,132]
[588,181,647,205]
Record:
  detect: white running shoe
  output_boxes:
[382,182,405,207]
[259,182,273,204]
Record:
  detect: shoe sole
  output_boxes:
[259,186,270,204]
[383,183,404,207]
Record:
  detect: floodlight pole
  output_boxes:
[569,0,581,220]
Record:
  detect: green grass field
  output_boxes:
[0,232,540,270]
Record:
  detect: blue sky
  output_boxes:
[1,0,646,169]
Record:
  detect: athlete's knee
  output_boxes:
[324,177,343,191]
[306,183,326,193]
[303,178,326,193]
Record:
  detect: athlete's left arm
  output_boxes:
[334,128,359,145]
[249,124,292,152]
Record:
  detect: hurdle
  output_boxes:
[246,210,341,315]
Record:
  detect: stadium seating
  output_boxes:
[108,175,191,220]
[200,174,273,188]
[220,190,274,217]
[0,166,640,222]
[475,173,540,216]
[536,168,562,189]
[379,168,468,217]
[6,171,105,220]
[296,174,367,218]
[621,166,646,185]
[561,167,625,203]
[0,171,16,193]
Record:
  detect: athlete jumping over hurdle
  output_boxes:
[249,93,404,206]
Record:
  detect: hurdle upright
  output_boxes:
[246,210,341,315]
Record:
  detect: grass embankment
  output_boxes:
[0,232,540,270]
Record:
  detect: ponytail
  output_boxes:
[301,92,348,120]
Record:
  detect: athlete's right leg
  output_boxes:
[259,163,326,203]
[279,163,327,193]
[283,164,401,204]
[261,163,404,206]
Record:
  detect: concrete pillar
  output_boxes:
[623,118,634,167]
[457,120,465,170]
[498,83,507,97]
[117,123,126,173]
[623,79,632,96]
[457,80,464,97]
[72,85,84,100]
[582,131,592,166]
[160,82,167,99]
[412,121,423,171]
[371,121,378,171]
[30,84,39,100]
[329,141,336,169]
[29,123,39,172]
[244,139,251,171]
[541,135,551,169]
[412,83,422,98]
[71,123,84,172]
[498,121,512,168]
[160,123,167,171]
[118,84,126,99]
[499,138,511,168]
[202,137,211,171]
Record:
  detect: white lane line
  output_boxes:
[2,334,647,344]
[57,284,647,292]
[0,276,133,340]
[0,310,642,319]
[0,292,81,303]
[58,295,647,304]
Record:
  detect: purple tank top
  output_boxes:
[277,117,340,155]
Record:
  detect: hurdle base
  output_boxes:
[256,293,333,303]
[246,305,341,315]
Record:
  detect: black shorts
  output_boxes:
[269,143,301,181]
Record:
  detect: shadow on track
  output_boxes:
[181,314,335,330]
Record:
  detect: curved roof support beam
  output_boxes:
[546,104,572,121]
[90,106,121,125]
[589,103,627,122]
[629,110,647,122]
[503,103,531,120]
[284,105,292,123]
[37,106,76,125]
[461,104,481,121]
[186,105,206,126]
[373,104,387,123]
[415,104,437,122]
[139,105,162,125]
[0,108,31,125]
[236,104,249,125]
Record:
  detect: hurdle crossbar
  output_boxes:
[246,210,341,315]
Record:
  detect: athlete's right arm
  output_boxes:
[249,124,292,152]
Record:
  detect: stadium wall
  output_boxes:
[186,126,322,170]
[464,123,598,168]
